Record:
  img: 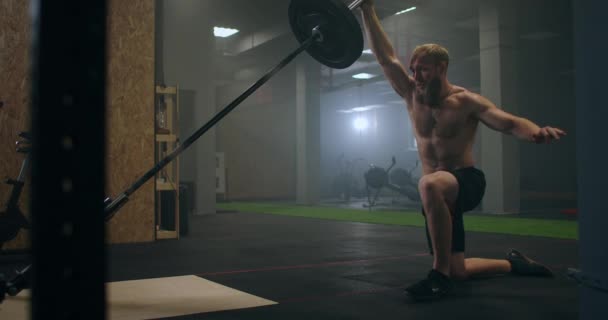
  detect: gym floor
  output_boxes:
[0,203,578,319]
[100,208,578,320]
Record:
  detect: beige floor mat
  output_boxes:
[0,275,277,319]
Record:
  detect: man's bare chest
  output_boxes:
[410,103,471,138]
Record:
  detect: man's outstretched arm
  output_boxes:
[360,1,414,98]
[471,93,567,143]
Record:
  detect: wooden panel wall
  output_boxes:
[0,0,31,251]
[0,0,156,249]
[106,0,156,243]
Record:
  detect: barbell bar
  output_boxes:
[105,0,367,219]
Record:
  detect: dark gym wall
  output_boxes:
[215,48,299,201]
[575,0,608,316]
[0,0,156,249]
[515,0,577,210]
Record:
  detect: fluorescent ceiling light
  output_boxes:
[362,49,373,54]
[337,104,388,113]
[396,6,416,15]
[214,27,239,38]
[353,117,369,131]
[352,73,376,79]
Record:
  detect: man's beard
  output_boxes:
[416,77,442,107]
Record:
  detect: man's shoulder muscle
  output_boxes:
[451,88,483,113]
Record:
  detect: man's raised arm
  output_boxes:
[360,1,414,98]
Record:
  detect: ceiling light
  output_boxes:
[336,104,389,113]
[396,7,416,15]
[352,107,370,112]
[362,49,373,54]
[214,27,239,38]
[352,73,376,79]
[353,117,369,131]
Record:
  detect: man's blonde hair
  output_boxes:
[410,44,450,67]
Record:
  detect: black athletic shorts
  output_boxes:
[422,167,486,254]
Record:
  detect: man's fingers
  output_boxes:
[534,127,566,143]
[538,128,548,143]
[361,0,375,7]
[534,127,566,144]
[549,127,567,136]
[548,128,561,140]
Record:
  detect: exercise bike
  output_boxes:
[363,156,421,210]
[0,132,33,302]
[0,132,32,248]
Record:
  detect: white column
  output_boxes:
[295,56,321,205]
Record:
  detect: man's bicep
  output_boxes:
[381,60,414,98]
[474,96,516,132]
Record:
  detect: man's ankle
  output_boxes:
[432,268,450,278]
[430,269,450,279]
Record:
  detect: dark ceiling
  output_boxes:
[209,0,572,104]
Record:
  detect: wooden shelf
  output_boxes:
[155,84,180,240]
[155,85,177,95]
[156,181,177,191]
[156,230,178,240]
[156,134,177,142]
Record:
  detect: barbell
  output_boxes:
[105,0,370,216]
[289,0,364,69]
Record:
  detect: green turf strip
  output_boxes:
[217,202,578,240]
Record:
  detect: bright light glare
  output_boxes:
[214,27,239,38]
[353,117,369,131]
[352,73,376,79]
[362,49,373,54]
[396,7,416,15]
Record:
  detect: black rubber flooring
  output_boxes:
[103,211,579,320]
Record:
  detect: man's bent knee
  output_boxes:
[418,171,459,206]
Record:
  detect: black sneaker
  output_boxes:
[404,269,453,301]
[506,249,554,277]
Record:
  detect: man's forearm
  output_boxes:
[509,117,541,142]
[360,5,398,65]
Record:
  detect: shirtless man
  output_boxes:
[360,1,566,300]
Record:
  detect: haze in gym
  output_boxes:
[1,0,606,319]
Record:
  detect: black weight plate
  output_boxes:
[289,0,363,69]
